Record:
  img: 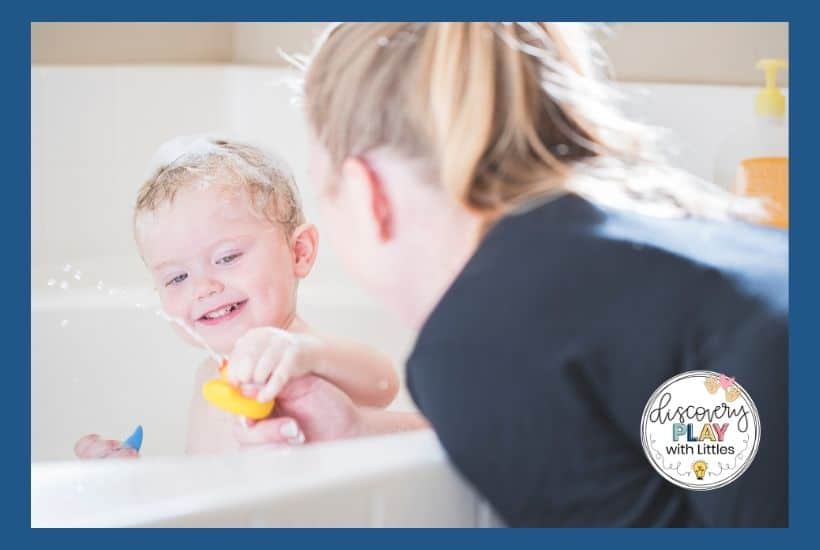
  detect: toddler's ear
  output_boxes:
[291,223,319,278]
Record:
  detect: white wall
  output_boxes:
[31,65,784,282]
[31,66,359,291]
[31,23,788,86]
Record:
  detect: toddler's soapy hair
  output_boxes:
[135,135,305,236]
[300,23,763,222]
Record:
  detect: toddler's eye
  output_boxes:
[216,253,242,265]
[165,273,188,287]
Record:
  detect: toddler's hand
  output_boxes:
[74,434,139,459]
[226,327,322,403]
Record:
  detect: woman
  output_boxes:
[237,23,787,527]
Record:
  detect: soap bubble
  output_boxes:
[59,319,69,328]
[73,270,82,280]
[96,281,105,291]
[62,263,72,272]
[59,281,69,290]
[46,278,56,287]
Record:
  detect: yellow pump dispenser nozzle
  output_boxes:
[714,58,789,229]
[755,59,787,117]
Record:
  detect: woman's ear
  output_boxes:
[341,157,393,242]
[291,223,320,278]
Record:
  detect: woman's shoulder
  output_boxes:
[414,192,787,357]
[479,192,787,310]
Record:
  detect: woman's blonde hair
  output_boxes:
[135,136,305,236]
[300,22,760,221]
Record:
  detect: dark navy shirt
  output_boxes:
[406,193,788,527]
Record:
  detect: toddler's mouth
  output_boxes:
[197,299,248,326]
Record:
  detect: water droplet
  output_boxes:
[62,263,72,272]
[376,36,389,47]
[59,319,69,328]
[59,281,69,290]
[73,270,82,280]
[46,278,56,287]
[96,281,105,291]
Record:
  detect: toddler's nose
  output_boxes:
[194,277,224,300]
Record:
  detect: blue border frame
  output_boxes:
[15,1,813,545]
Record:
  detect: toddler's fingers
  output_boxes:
[257,370,288,403]
[74,434,101,457]
[232,416,305,447]
[226,351,255,385]
[251,343,282,386]
[239,383,261,399]
[76,437,123,459]
[256,347,297,403]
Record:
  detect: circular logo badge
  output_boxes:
[640,370,761,491]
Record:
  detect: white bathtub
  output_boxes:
[31,279,416,461]
[32,429,506,527]
[32,430,506,527]
[31,279,508,527]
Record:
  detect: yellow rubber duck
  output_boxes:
[201,360,275,419]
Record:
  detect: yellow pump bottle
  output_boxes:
[714,59,789,228]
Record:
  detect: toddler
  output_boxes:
[74,136,400,458]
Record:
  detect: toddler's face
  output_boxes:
[137,185,303,355]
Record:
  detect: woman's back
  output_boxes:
[406,193,787,526]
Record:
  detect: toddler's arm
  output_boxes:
[299,331,400,407]
[226,327,400,408]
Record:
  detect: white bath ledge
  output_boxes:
[32,429,501,527]
[31,281,382,311]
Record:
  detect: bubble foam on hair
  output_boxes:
[136,134,305,237]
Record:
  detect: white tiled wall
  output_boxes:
[31,65,783,279]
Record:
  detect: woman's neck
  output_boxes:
[401,202,486,330]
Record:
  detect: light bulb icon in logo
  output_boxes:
[692,460,708,480]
